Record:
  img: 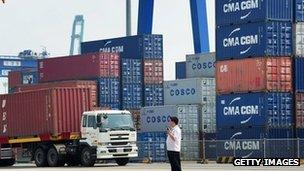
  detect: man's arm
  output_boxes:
[167,129,177,141]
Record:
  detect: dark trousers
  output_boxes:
[167,151,181,171]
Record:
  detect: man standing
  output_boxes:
[166,116,182,171]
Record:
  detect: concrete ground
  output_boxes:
[1,162,303,171]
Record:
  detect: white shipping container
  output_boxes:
[202,98,216,133]
[164,78,215,105]
[186,52,215,78]
[294,23,304,57]
[181,132,200,161]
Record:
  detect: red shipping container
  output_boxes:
[143,59,163,84]
[296,93,304,128]
[0,88,92,138]
[14,80,97,107]
[38,52,120,83]
[216,57,292,94]
[8,71,22,89]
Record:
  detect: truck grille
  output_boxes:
[111,142,128,146]
[110,133,129,141]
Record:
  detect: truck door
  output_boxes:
[81,114,88,139]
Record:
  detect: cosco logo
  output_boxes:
[192,62,215,70]
[170,88,196,96]
[146,115,171,123]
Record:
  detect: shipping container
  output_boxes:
[121,59,142,84]
[0,58,37,68]
[164,78,215,105]
[216,21,292,60]
[13,80,97,107]
[38,52,119,83]
[175,62,186,79]
[140,105,201,133]
[122,83,142,110]
[296,93,304,128]
[202,96,216,133]
[98,78,120,109]
[295,128,304,158]
[216,127,295,158]
[129,110,141,131]
[0,88,92,137]
[295,0,304,22]
[144,84,164,107]
[81,34,163,59]
[217,92,293,128]
[294,23,304,57]
[295,58,304,92]
[22,70,38,85]
[0,77,8,94]
[216,57,292,94]
[186,52,215,78]
[143,59,163,84]
[216,0,293,26]
[202,133,217,159]
[8,70,22,90]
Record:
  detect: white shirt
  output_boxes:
[166,125,181,152]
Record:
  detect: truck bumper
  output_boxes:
[96,146,138,159]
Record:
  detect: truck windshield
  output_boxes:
[99,113,135,131]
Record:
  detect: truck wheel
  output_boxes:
[34,148,48,167]
[47,147,65,167]
[115,158,129,166]
[80,147,95,167]
[66,155,81,166]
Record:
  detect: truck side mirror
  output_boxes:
[96,115,102,127]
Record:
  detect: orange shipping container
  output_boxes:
[143,59,163,84]
[216,57,292,94]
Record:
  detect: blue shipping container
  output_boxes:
[216,0,293,26]
[216,93,293,128]
[0,58,37,68]
[98,78,120,109]
[22,70,38,84]
[121,59,142,84]
[216,127,295,158]
[144,84,164,107]
[295,0,304,22]
[175,61,186,79]
[295,58,304,92]
[216,21,292,60]
[296,129,304,158]
[122,83,142,110]
[81,34,163,59]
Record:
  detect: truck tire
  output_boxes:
[66,155,81,166]
[80,147,95,167]
[115,158,129,166]
[47,147,65,167]
[34,148,48,167]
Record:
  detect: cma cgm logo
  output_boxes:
[223,0,259,20]
[99,41,124,53]
[191,62,215,70]
[170,88,196,96]
[223,27,258,55]
[146,115,171,124]
[224,132,260,158]
[221,97,259,124]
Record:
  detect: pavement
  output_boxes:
[1,162,303,171]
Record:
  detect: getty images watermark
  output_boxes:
[233,158,301,166]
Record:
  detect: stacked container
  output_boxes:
[8,68,38,93]
[215,0,294,158]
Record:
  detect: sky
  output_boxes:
[0,0,215,80]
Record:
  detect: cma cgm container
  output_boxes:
[175,61,186,79]
[216,57,292,94]
[296,93,304,128]
[216,127,295,158]
[38,52,119,83]
[216,0,293,26]
[14,80,97,107]
[0,88,92,137]
[98,78,120,109]
[216,21,292,60]
[143,59,163,84]
[294,23,304,57]
[81,34,163,59]
[295,0,304,22]
[216,92,293,128]
[144,84,164,107]
[164,78,215,105]
[186,52,215,78]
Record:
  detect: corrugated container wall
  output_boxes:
[144,84,164,107]
[175,62,186,79]
[186,52,215,78]
[295,58,304,92]
[294,23,304,57]
[216,0,293,26]
[216,21,292,60]
[81,34,163,59]
[98,78,120,109]
[14,80,98,107]
[216,57,292,94]
[8,71,22,90]
[143,60,163,84]
[217,92,293,128]
[0,88,92,137]
[295,0,304,22]
[164,78,215,105]
[38,52,119,83]
[296,93,304,128]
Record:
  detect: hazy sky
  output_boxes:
[0,0,215,80]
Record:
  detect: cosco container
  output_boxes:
[216,21,292,60]
[143,59,163,84]
[216,57,292,94]
[216,127,295,158]
[144,84,164,107]
[217,92,293,128]
[164,78,215,105]
[0,88,92,137]
[294,23,304,57]
[175,62,186,79]
[296,93,304,128]
[186,52,215,78]
[122,83,142,110]
[81,34,163,59]
[98,78,120,109]
[38,52,119,83]
[140,105,201,133]
[295,58,304,92]
[14,80,97,107]
[295,0,304,22]
[216,0,293,26]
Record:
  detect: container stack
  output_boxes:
[215,0,294,158]
[8,68,38,93]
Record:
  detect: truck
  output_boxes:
[0,88,138,167]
